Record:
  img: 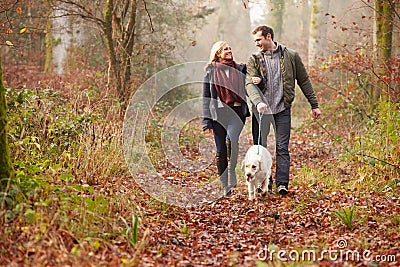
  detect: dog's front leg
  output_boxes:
[248,183,255,201]
[260,177,268,196]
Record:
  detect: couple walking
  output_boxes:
[202,25,321,197]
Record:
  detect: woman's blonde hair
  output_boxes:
[208,41,228,64]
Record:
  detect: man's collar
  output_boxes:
[261,42,279,54]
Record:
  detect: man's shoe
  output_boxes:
[277,185,288,196]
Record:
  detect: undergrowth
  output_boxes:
[297,48,400,197]
[295,53,400,231]
[0,83,201,265]
[1,87,142,264]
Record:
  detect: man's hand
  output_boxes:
[312,108,321,119]
[257,102,268,113]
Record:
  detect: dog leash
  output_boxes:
[257,112,263,154]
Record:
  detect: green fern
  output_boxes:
[332,206,356,230]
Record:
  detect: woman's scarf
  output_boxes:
[212,60,246,106]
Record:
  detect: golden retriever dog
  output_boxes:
[242,145,272,200]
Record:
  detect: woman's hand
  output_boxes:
[251,77,261,85]
[204,128,213,134]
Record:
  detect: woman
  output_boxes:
[202,41,250,196]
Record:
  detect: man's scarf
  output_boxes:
[212,60,245,106]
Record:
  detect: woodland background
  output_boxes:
[0,0,399,266]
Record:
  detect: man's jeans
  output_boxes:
[252,108,291,187]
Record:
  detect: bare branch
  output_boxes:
[355,153,400,169]
[121,0,130,22]
[370,63,396,91]
[51,0,104,27]
[124,0,137,50]
[360,0,399,30]
[0,0,19,14]
[312,120,400,170]
[314,78,372,119]
[142,0,154,33]
[387,0,399,20]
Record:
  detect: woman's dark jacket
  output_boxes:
[202,63,250,131]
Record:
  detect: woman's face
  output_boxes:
[219,44,232,61]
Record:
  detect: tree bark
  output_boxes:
[300,0,311,62]
[308,0,330,66]
[44,0,53,74]
[104,0,137,103]
[0,49,12,190]
[268,0,285,40]
[371,0,395,109]
[214,0,252,61]
[119,0,137,102]
[104,0,121,95]
[46,0,205,103]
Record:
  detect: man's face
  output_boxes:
[253,31,270,52]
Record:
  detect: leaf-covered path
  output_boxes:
[120,122,399,266]
[2,115,398,267]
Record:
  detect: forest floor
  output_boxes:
[116,121,399,267]
[1,64,399,266]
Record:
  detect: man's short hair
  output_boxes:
[252,25,274,41]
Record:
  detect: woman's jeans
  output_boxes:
[252,108,291,187]
[212,106,245,190]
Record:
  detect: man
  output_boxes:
[245,25,321,196]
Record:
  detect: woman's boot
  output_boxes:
[216,151,229,196]
[226,139,231,162]
[228,141,238,190]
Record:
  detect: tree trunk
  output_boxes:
[104,0,121,96]
[44,0,53,74]
[104,0,137,103]
[119,0,137,102]
[268,0,285,40]
[371,0,395,110]
[0,49,12,191]
[392,3,400,57]
[308,0,330,66]
[300,0,311,62]
[214,0,252,62]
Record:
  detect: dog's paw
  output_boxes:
[256,185,263,194]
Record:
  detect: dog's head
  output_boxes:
[243,156,261,182]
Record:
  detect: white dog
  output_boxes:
[242,145,273,200]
